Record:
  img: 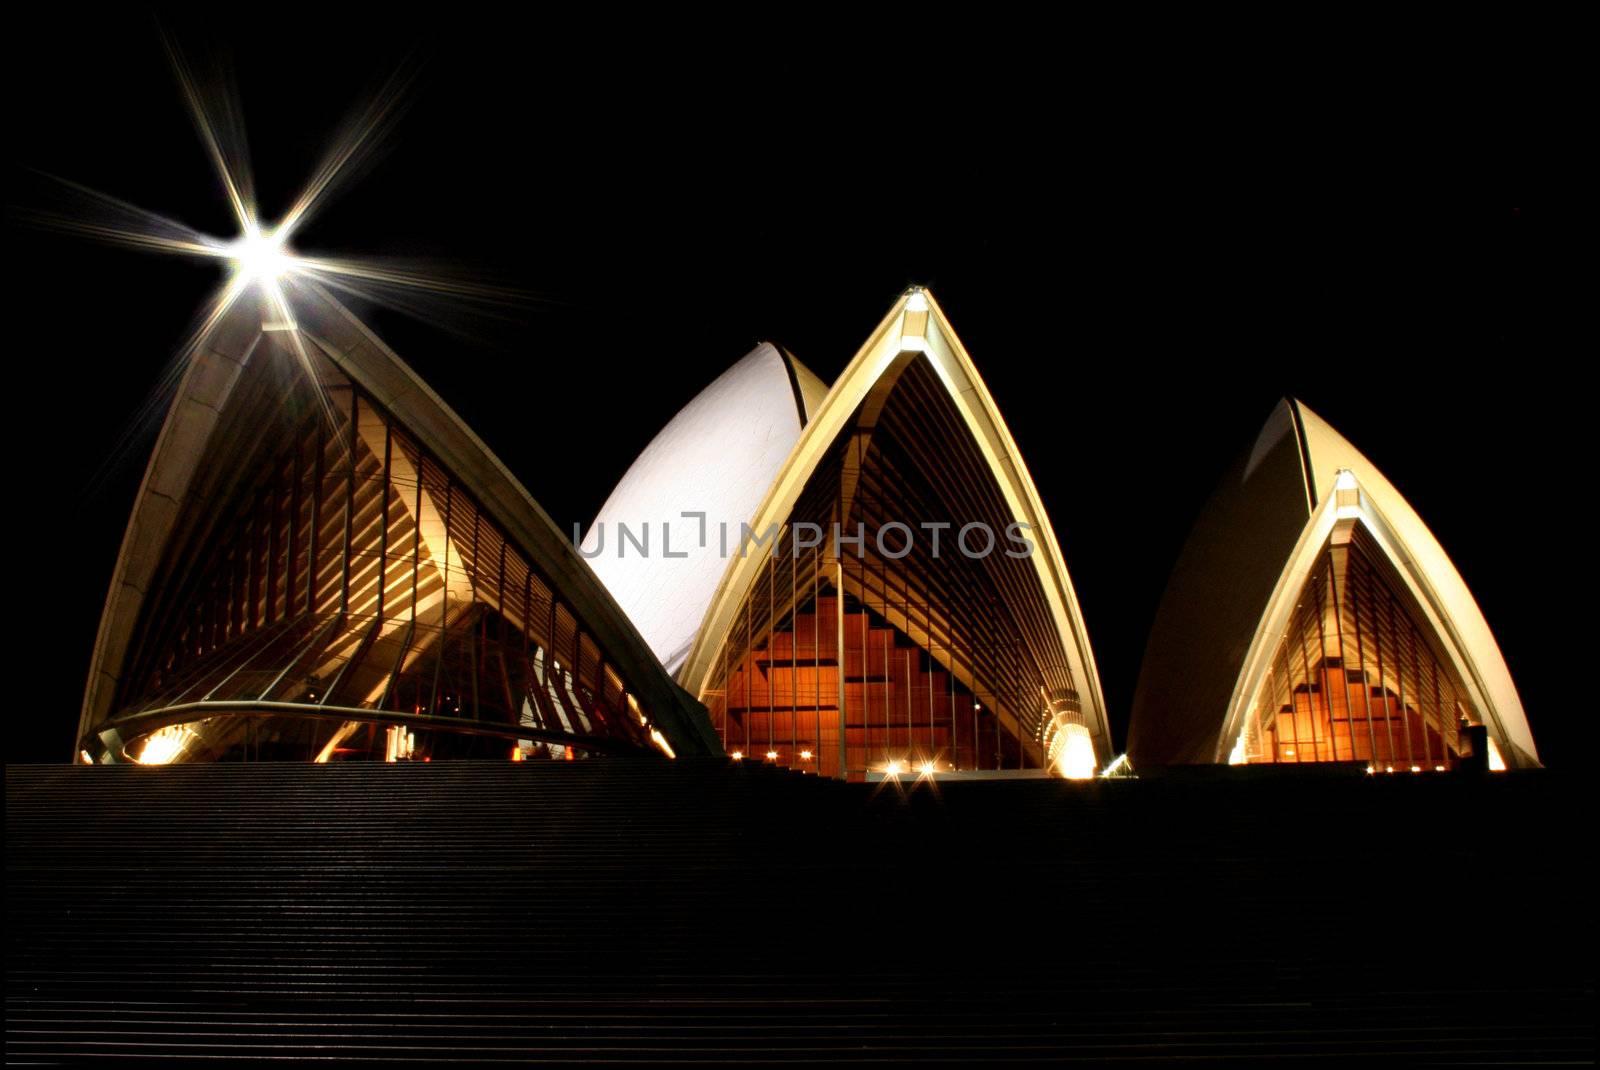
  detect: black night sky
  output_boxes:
[5,14,1583,767]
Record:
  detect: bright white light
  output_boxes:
[1486,737,1507,771]
[1334,468,1362,520]
[1099,753,1133,778]
[730,750,744,761]
[765,750,779,761]
[883,759,906,777]
[384,724,414,762]
[228,224,291,281]
[1227,735,1248,765]
[137,725,194,765]
[905,291,929,313]
[650,728,677,759]
[799,749,813,761]
[1057,723,1096,780]
[918,761,937,777]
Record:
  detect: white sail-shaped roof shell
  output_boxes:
[1129,398,1538,768]
[676,290,1111,766]
[1270,402,1538,766]
[583,344,825,674]
[80,281,720,759]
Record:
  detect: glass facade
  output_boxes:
[701,357,1086,779]
[95,341,661,763]
[1231,523,1482,769]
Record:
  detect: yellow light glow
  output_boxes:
[1486,737,1507,771]
[384,724,414,762]
[799,749,813,761]
[1057,723,1096,780]
[883,759,906,777]
[730,750,743,761]
[765,750,779,761]
[136,725,194,765]
[918,761,937,777]
[650,728,677,759]
[314,720,360,763]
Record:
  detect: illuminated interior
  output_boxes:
[701,353,1092,779]
[1230,522,1484,769]
[1130,399,1538,771]
[79,286,709,764]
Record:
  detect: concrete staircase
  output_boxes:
[7,760,1592,1062]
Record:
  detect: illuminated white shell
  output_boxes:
[583,343,825,673]
[1263,401,1537,766]
[1128,398,1538,768]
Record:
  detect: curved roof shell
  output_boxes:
[582,344,825,674]
[677,289,1111,767]
[1129,398,1537,768]
[79,280,717,760]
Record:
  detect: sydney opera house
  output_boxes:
[24,272,1582,1064]
[73,279,1539,777]
[74,285,1116,776]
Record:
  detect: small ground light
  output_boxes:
[799,750,813,761]
[765,750,779,761]
[918,761,937,776]
[884,759,906,776]
[730,750,743,761]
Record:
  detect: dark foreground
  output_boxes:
[6,761,1594,1063]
